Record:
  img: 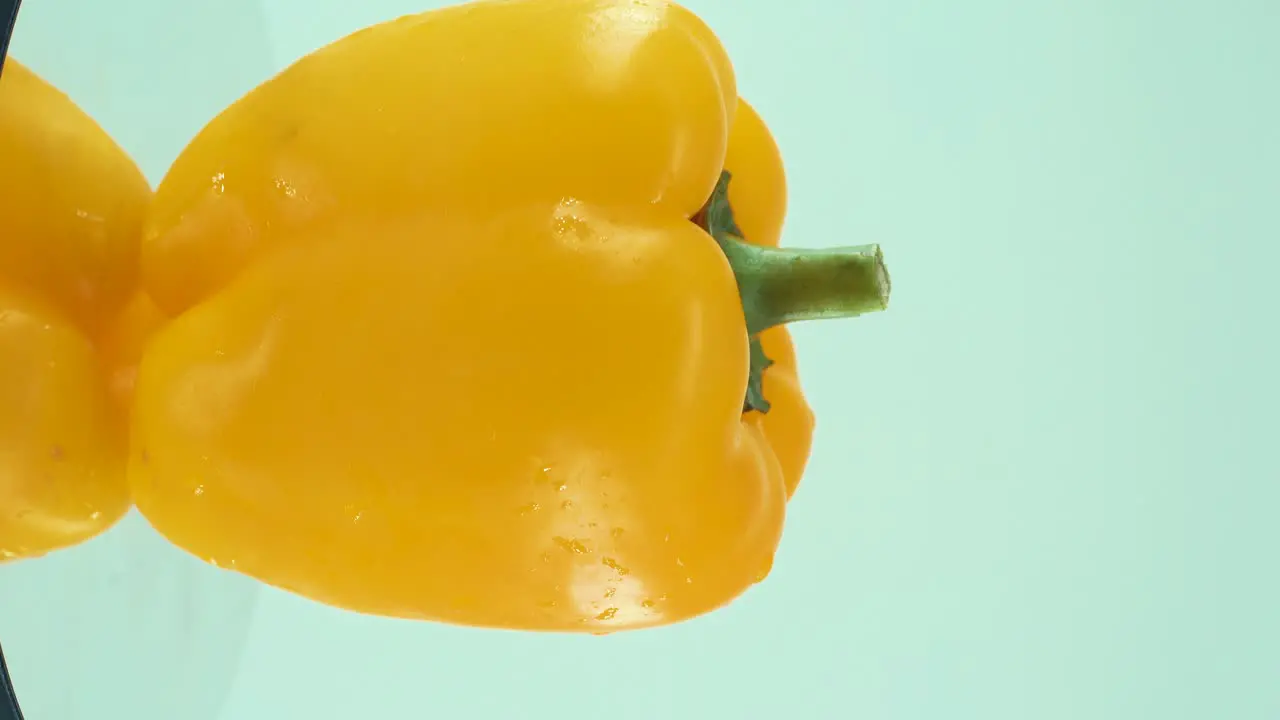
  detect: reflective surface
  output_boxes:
[0,513,257,720]
[2,0,1278,718]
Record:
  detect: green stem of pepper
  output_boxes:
[696,171,892,414]
[723,239,890,336]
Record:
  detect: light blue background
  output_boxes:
[2,1,1276,718]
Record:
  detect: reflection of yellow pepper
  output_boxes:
[135,0,890,631]
[0,59,152,561]
[100,291,168,417]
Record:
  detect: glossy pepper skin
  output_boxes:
[135,0,888,631]
[0,59,152,561]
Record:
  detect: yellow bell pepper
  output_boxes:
[0,59,152,561]
[135,0,891,631]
